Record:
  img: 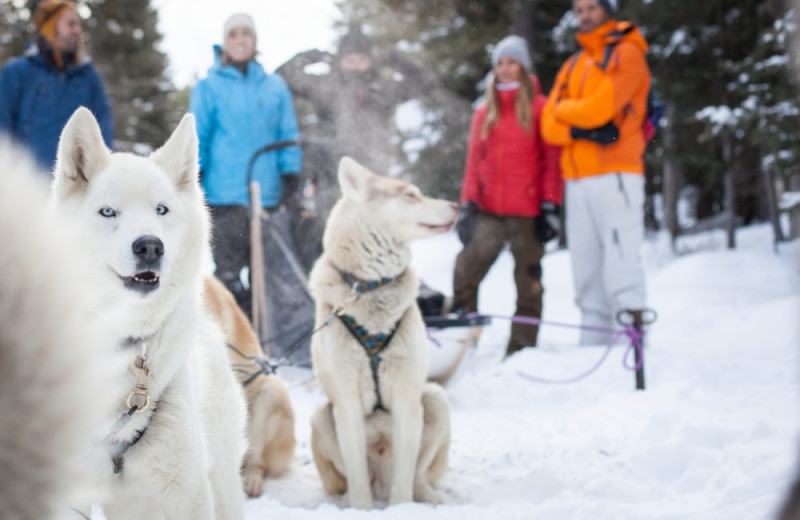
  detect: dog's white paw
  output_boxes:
[389,489,414,505]
[344,490,373,510]
[414,484,445,505]
[243,468,265,498]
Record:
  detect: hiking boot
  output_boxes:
[506,322,539,358]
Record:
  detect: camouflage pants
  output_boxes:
[452,213,545,356]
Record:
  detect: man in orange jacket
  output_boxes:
[541,0,651,345]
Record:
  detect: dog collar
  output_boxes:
[106,337,155,474]
[334,266,404,294]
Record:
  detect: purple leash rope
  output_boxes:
[474,313,646,385]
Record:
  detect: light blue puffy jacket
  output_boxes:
[189,46,302,208]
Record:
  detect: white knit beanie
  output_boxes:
[223,13,257,43]
[491,35,532,71]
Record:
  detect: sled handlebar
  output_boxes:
[246,140,301,187]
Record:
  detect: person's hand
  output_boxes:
[279,175,302,212]
[535,201,561,243]
[456,201,479,245]
[570,121,619,146]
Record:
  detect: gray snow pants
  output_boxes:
[565,173,647,345]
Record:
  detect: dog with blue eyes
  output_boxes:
[51,107,247,520]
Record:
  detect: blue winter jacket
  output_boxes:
[189,46,302,208]
[0,53,114,172]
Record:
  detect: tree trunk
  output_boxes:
[510,0,536,51]
[790,174,800,241]
[662,105,681,250]
[722,131,736,249]
[760,157,784,246]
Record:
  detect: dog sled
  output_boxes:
[245,139,490,384]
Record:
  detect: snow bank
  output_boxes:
[238,224,799,519]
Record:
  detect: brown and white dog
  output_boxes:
[203,276,296,498]
[308,157,456,509]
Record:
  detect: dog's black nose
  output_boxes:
[132,235,164,262]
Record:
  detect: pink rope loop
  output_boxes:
[465,313,647,385]
[621,325,646,372]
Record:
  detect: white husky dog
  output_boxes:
[51,108,247,519]
[0,141,124,520]
[309,157,457,509]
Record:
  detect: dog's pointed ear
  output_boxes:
[53,107,111,197]
[150,114,199,189]
[337,156,373,199]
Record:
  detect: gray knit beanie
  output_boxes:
[595,0,618,15]
[223,13,257,43]
[491,35,532,71]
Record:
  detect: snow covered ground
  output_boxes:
[242,224,800,519]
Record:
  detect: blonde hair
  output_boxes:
[480,71,535,141]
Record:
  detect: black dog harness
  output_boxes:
[334,266,405,412]
[337,313,401,412]
[108,414,150,475]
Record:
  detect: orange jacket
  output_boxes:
[541,20,651,180]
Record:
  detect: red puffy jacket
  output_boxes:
[460,78,563,217]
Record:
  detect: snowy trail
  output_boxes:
[244,225,800,519]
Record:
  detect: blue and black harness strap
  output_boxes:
[332,266,405,412]
[226,342,278,386]
[337,269,398,294]
[337,313,402,413]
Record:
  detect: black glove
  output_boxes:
[456,201,478,245]
[570,121,619,146]
[535,201,561,243]
[279,175,302,212]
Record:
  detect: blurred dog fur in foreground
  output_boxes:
[0,140,124,520]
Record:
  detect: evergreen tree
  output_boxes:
[0,1,35,64]
[82,0,182,150]
[630,0,798,225]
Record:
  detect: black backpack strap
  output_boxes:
[598,24,637,71]
[557,51,582,102]
[599,41,617,71]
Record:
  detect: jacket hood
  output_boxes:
[576,20,648,58]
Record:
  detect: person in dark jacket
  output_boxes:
[0,0,113,172]
[453,35,563,356]
[189,13,303,318]
[276,24,436,214]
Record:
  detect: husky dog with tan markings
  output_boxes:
[309,157,457,509]
[204,275,296,498]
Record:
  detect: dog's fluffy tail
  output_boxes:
[0,142,124,520]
